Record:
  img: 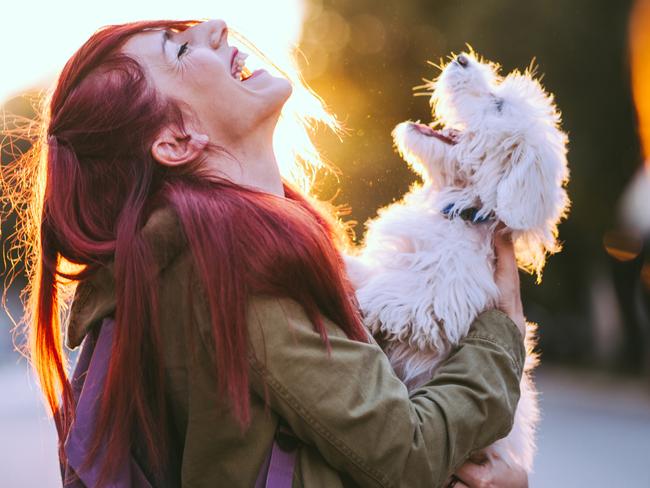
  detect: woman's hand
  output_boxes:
[493,227,526,338]
[446,449,529,488]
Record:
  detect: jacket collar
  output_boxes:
[66,206,186,349]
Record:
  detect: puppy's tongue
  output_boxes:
[411,123,458,145]
[412,123,437,136]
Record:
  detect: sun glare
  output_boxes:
[2,0,341,192]
[2,0,306,102]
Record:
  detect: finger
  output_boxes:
[494,231,515,262]
[468,449,489,465]
[448,475,472,488]
[456,461,488,486]
[494,236,518,278]
[495,221,511,236]
[484,448,501,463]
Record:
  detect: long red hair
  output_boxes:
[6,20,366,484]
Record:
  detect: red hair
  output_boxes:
[9,20,367,484]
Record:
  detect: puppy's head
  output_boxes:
[417,51,570,279]
[391,52,499,186]
[432,51,501,130]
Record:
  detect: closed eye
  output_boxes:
[178,42,189,59]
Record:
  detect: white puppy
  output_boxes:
[346,51,570,473]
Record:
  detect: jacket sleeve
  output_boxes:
[244,296,525,488]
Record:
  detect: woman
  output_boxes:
[14,18,528,487]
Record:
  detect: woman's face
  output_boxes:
[122,19,292,145]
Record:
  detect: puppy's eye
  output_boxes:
[495,98,504,113]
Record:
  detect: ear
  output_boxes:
[151,126,209,168]
[495,136,570,278]
[496,137,567,231]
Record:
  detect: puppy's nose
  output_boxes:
[456,54,469,68]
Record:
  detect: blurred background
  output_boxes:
[2,0,650,486]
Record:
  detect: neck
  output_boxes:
[203,120,285,197]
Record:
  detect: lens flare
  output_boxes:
[624,1,650,234]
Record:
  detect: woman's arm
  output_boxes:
[244,295,525,488]
[493,228,526,338]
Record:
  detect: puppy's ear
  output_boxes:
[495,134,569,278]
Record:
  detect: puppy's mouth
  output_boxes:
[410,123,459,145]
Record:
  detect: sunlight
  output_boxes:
[3,0,341,192]
[1,0,306,102]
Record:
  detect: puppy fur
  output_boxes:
[345,50,570,473]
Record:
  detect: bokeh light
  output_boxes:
[624,0,650,236]
[630,0,650,159]
[603,229,644,262]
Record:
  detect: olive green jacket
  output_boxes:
[66,207,525,488]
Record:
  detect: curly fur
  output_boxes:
[345,50,570,473]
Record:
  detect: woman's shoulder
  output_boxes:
[66,205,189,349]
[244,296,370,382]
[246,295,349,340]
[141,205,188,269]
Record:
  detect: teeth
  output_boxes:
[232,52,249,81]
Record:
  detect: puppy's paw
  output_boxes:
[392,120,457,183]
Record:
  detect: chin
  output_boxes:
[269,76,293,105]
[258,76,292,118]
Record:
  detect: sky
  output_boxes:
[2,0,307,102]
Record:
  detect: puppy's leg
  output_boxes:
[392,121,457,185]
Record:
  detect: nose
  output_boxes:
[456,54,469,68]
[207,19,228,49]
[185,19,228,49]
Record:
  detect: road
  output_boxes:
[530,366,650,487]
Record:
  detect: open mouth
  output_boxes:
[230,47,253,81]
[410,123,459,145]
